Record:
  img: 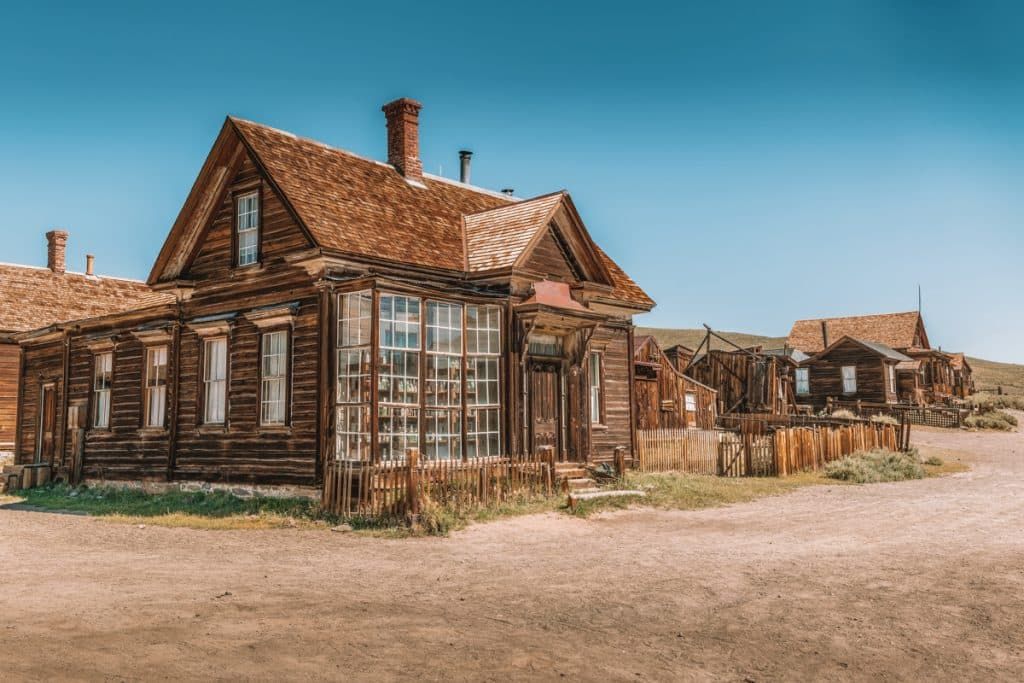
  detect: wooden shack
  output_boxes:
[685,347,796,415]
[633,336,716,429]
[797,336,909,409]
[786,311,970,403]
[948,353,974,399]
[13,98,654,490]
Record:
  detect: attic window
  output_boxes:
[236,191,260,267]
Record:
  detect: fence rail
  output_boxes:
[322,450,554,520]
[828,399,965,428]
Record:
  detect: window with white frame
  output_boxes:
[425,301,462,460]
[336,290,372,460]
[684,392,697,412]
[92,352,112,429]
[888,364,897,393]
[143,346,168,428]
[466,304,501,458]
[260,330,289,425]
[841,365,857,394]
[589,352,603,424]
[795,367,810,395]
[203,337,227,424]
[378,294,420,460]
[236,191,259,266]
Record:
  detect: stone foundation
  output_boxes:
[81,478,321,501]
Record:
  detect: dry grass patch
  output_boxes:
[95,512,330,531]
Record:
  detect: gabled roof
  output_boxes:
[808,335,913,363]
[0,263,172,335]
[948,352,971,372]
[787,311,927,353]
[149,117,652,309]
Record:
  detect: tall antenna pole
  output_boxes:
[918,284,922,315]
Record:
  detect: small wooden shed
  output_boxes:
[633,336,716,430]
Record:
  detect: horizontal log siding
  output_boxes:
[804,339,896,408]
[0,342,20,449]
[173,294,320,486]
[186,155,312,281]
[75,333,170,480]
[16,339,64,464]
[590,324,632,463]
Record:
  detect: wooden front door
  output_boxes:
[529,361,560,455]
[38,383,57,464]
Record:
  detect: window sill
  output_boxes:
[590,423,608,431]
[86,429,113,439]
[196,424,228,435]
[258,425,291,436]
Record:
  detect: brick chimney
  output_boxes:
[820,320,830,349]
[382,97,423,183]
[46,229,68,274]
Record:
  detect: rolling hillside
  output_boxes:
[637,327,1024,395]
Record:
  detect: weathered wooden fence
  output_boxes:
[636,428,720,475]
[772,422,900,475]
[322,450,554,519]
[637,421,905,478]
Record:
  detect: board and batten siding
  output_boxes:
[803,339,896,408]
[16,338,64,464]
[590,323,633,463]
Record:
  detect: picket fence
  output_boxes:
[322,450,554,519]
[637,422,905,478]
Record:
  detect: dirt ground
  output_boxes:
[2,422,1022,682]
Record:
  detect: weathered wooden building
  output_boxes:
[948,353,974,399]
[685,347,797,415]
[786,311,969,404]
[0,233,159,455]
[795,336,910,408]
[13,98,654,489]
[633,335,716,429]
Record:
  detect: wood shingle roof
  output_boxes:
[787,311,926,354]
[0,263,173,334]
[226,118,652,308]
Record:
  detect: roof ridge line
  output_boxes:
[0,261,148,284]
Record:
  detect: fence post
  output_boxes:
[406,448,420,517]
[614,446,626,478]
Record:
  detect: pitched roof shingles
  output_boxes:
[0,264,173,334]
[231,118,652,308]
[787,312,923,353]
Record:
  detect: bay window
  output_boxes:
[378,294,420,460]
[336,291,372,461]
[335,292,502,462]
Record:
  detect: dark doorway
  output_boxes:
[37,383,57,465]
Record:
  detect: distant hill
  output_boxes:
[636,327,785,353]
[637,327,1024,396]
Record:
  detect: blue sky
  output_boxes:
[1,1,1021,361]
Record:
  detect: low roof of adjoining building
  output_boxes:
[0,262,172,337]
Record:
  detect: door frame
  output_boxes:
[36,381,57,464]
[527,358,565,459]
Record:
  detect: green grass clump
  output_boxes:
[19,483,341,525]
[824,448,925,484]
[964,410,1018,431]
[923,455,944,466]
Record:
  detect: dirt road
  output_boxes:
[1,422,1022,681]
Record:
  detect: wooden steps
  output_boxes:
[553,462,600,494]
